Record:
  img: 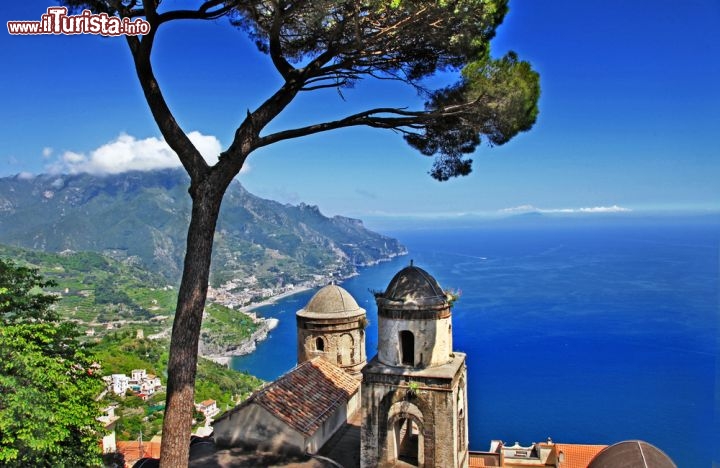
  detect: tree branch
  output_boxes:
[116,0,231,21]
[255,108,427,148]
[217,78,304,181]
[128,6,208,183]
[300,81,348,91]
[297,5,357,77]
[158,1,237,24]
[256,100,478,149]
[267,1,295,80]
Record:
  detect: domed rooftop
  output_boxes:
[380,263,447,307]
[297,284,365,319]
[588,441,676,468]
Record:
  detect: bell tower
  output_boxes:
[361,263,468,467]
[296,284,367,376]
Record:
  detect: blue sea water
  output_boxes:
[232,217,719,467]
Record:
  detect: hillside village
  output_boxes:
[99,369,222,459]
[107,369,162,400]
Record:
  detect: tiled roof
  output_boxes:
[469,451,501,466]
[556,444,607,468]
[227,358,359,437]
[117,439,161,462]
[200,399,215,407]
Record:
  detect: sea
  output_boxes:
[232,215,719,467]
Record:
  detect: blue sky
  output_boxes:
[1,1,719,220]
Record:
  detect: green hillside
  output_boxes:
[0,169,406,287]
[0,245,260,349]
[0,249,264,442]
[96,330,262,441]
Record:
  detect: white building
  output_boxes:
[197,399,220,419]
[131,369,147,383]
[111,374,129,395]
[142,374,162,394]
[98,405,119,453]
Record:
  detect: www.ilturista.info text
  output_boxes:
[7,7,150,36]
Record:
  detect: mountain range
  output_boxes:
[0,169,406,287]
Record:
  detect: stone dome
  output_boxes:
[588,441,676,468]
[380,264,447,308]
[297,284,365,318]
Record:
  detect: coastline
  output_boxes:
[236,285,314,313]
[201,286,313,366]
[200,249,407,366]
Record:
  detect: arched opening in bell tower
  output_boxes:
[396,417,421,465]
[458,385,466,451]
[386,401,425,467]
[315,336,325,352]
[339,333,354,365]
[399,330,414,366]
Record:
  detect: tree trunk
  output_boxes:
[159,177,225,468]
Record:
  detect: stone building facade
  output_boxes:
[296,284,367,376]
[360,264,469,468]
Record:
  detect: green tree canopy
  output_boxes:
[0,259,59,323]
[0,259,103,467]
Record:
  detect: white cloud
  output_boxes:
[47,132,223,175]
[500,204,538,213]
[500,204,631,214]
[63,151,85,164]
[576,205,631,213]
[16,172,35,180]
[42,147,53,158]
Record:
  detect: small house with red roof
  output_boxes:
[196,399,219,419]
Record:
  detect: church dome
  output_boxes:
[380,264,448,308]
[588,441,676,468]
[298,284,365,318]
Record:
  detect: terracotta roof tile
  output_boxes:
[468,452,500,467]
[556,444,607,468]
[117,439,162,463]
[228,358,359,437]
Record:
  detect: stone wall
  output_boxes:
[296,314,367,375]
[360,355,468,468]
[376,314,452,368]
[213,404,305,455]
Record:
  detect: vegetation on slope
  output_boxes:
[0,248,266,443]
[0,170,407,287]
[0,245,261,351]
[201,303,260,354]
[96,330,263,441]
[0,259,103,467]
